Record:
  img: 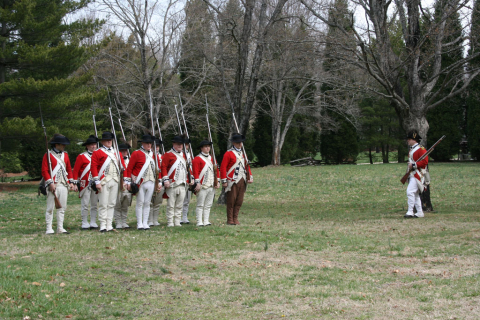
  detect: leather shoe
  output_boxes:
[100,229,107,233]
[90,226,98,230]
[137,228,144,231]
[404,214,414,219]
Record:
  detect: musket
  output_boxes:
[229,104,251,181]
[178,94,195,162]
[148,85,160,192]
[114,100,130,157]
[400,135,446,184]
[174,104,193,185]
[107,105,125,192]
[205,95,219,188]
[156,118,166,155]
[91,95,100,148]
[40,105,62,209]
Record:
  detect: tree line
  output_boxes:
[1,0,480,176]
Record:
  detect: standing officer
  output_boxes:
[404,130,428,218]
[220,133,253,225]
[41,134,77,234]
[161,136,190,227]
[91,131,127,232]
[125,135,162,230]
[148,137,164,227]
[114,143,132,229]
[192,139,219,226]
[73,134,99,230]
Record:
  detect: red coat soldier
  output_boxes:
[220,133,253,225]
[72,135,99,230]
[124,134,161,230]
[404,130,428,218]
[192,139,220,226]
[41,134,77,234]
[161,135,190,227]
[91,131,127,232]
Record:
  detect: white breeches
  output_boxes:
[46,184,69,232]
[80,187,98,227]
[182,189,192,220]
[114,191,131,228]
[135,181,154,228]
[195,187,215,225]
[98,179,119,230]
[407,177,423,216]
[166,185,186,226]
[149,188,164,225]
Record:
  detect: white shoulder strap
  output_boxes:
[197,155,213,182]
[167,152,185,178]
[79,153,92,180]
[97,149,112,178]
[51,152,66,180]
[135,150,154,184]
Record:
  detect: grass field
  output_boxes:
[0,162,479,319]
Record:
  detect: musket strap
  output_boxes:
[51,152,66,182]
[135,150,155,184]
[197,155,213,183]
[99,148,119,173]
[167,152,186,178]
[79,153,92,180]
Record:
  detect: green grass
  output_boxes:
[0,162,479,319]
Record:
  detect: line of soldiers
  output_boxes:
[41,131,253,234]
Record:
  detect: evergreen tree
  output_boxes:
[426,0,464,161]
[0,0,103,175]
[467,0,480,160]
[359,95,402,164]
[320,0,359,164]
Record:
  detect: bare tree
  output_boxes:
[90,0,186,135]
[203,0,289,138]
[301,0,480,146]
[256,3,321,165]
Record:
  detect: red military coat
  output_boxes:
[125,149,162,185]
[161,149,187,183]
[220,148,252,182]
[41,150,74,185]
[409,144,428,182]
[91,146,126,181]
[192,153,219,185]
[73,152,93,197]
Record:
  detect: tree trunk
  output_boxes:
[421,184,433,212]
[384,144,389,163]
[0,20,5,85]
[369,147,373,164]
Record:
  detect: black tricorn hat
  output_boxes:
[49,134,71,145]
[138,134,155,143]
[154,137,163,146]
[230,133,246,143]
[172,135,185,144]
[82,135,99,146]
[198,139,213,149]
[118,142,131,150]
[100,131,115,140]
[406,130,422,142]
